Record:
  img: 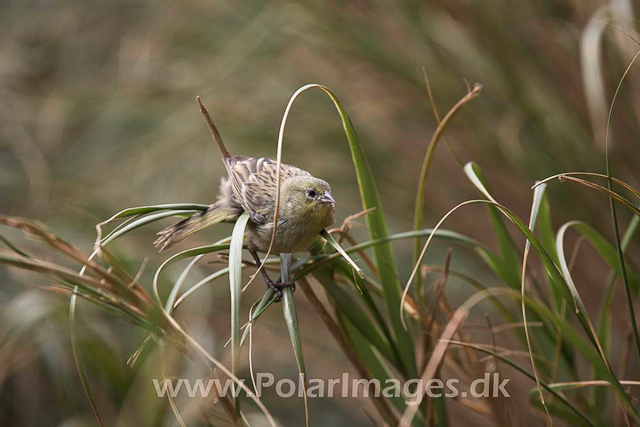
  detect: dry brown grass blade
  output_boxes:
[413,83,482,291]
[533,172,640,201]
[399,288,514,426]
[556,175,640,217]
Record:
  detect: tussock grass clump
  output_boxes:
[1,21,640,425]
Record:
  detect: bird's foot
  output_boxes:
[265,279,296,302]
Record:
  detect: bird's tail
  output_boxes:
[154,202,236,251]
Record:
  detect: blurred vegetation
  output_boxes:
[1,0,639,425]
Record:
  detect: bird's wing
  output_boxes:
[224,156,310,223]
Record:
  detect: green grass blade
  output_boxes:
[103,204,209,221]
[164,255,203,313]
[596,215,640,350]
[320,229,363,277]
[603,45,640,360]
[101,210,200,246]
[240,289,276,346]
[0,233,31,258]
[229,213,250,410]
[152,241,230,306]
[557,221,639,292]
[280,253,310,427]
[464,162,521,287]
[278,84,416,377]
[337,313,408,424]
[312,269,400,368]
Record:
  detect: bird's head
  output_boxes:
[281,176,335,226]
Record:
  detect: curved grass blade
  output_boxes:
[0,233,31,258]
[413,84,483,292]
[520,183,552,420]
[101,203,209,222]
[557,221,639,292]
[554,175,640,217]
[280,253,310,427]
[277,84,416,377]
[534,172,640,201]
[320,229,362,277]
[101,210,200,246]
[165,255,203,313]
[464,162,520,288]
[152,241,230,306]
[240,289,276,346]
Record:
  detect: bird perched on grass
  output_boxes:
[155,97,335,300]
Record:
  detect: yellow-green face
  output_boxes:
[282,176,335,218]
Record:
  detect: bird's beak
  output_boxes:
[319,190,335,205]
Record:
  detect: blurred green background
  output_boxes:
[1,0,639,425]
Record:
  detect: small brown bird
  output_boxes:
[155,97,335,300]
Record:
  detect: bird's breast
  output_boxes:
[246,206,334,254]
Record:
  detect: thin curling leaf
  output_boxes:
[280,254,310,427]
[69,289,105,427]
[277,84,416,377]
[320,229,363,278]
[229,213,250,408]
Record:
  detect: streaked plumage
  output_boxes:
[154,155,335,253]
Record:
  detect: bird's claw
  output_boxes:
[265,279,296,302]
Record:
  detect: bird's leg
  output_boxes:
[250,251,295,302]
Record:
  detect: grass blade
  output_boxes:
[320,229,363,278]
[273,84,416,377]
[464,162,521,288]
[280,253,310,427]
[101,210,200,246]
[413,84,482,292]
[229,213,250,410]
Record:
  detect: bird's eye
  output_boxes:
[307,189,316,198]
